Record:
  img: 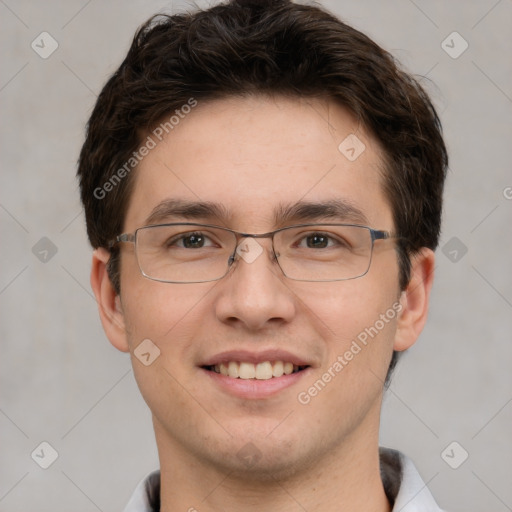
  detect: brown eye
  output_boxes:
[306,234,329,248]
[166,231,214,249]
[182,234,205,248]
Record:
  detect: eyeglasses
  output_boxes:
[109,223,393,283]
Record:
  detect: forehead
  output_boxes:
[124,95,392,231]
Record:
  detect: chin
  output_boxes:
[216,447,308,482]
[199,427,316,481]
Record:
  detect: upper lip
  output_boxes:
[200,349,312,367]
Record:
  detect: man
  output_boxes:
[78,0,448,510]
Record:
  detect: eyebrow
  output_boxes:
[144,198,368,227]
[144,199,230,225]
[273,199,369,226]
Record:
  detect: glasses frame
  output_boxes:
[108,222,392,283]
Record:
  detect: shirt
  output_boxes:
[123,447,443,512]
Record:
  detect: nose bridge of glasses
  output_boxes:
[235,232,274,258]
[230,231,278,266]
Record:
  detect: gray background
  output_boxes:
[1,0,511,510]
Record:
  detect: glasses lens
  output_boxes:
[275,225,373,281]
[135,224,236,283]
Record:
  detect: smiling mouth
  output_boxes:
[203,361,310,380]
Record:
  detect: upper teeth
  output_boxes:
[213,361,299,380]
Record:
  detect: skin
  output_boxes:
[91,95,434,512]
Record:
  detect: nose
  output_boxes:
[214,237,297,331]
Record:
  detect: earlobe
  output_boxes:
[90,248,130,353]
[394,248,435,352]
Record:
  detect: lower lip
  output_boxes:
[201,367,311,399]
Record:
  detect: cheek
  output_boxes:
[293,273,400,345]
[293,256,401,384]
[120,249,217,344]
[294,282,400,433]
[120,273,219,407]
[120,280,218,431]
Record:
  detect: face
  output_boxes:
[105,96,405,478]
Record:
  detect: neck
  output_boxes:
[154,418,391,512]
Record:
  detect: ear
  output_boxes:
[394,248,435,352]
[90,248,130,353]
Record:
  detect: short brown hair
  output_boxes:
[77,0,448,376]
